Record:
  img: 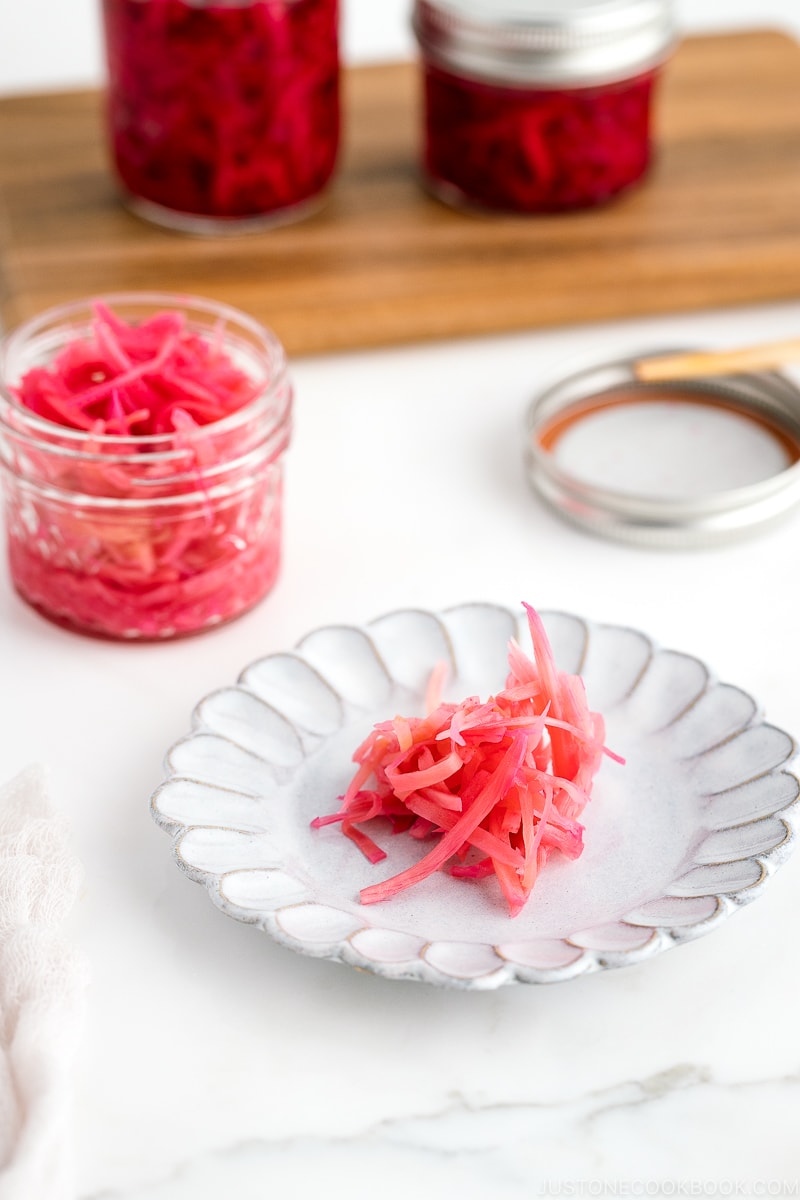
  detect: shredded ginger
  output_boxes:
[424,65,655,213]
[312,602,623,917]
[14,302,259,436]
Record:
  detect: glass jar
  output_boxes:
[0,294,292,640]
[100,0,340,233]
[412,0,678,213]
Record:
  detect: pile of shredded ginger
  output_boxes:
[313,603,622,917]
[14,302,258,438]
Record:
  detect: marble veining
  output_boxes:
[79,1064,800,1200]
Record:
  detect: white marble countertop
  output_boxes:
[4,6,800,1196]
[2,294,800,1197]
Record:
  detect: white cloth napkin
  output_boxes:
[0,767,86,1200]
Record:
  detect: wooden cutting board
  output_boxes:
[1,31,800,356]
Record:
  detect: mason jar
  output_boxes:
[412,0,678,213]
[100,0,340,233]
[0,294,292,639]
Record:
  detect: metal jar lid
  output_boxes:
[524,350,800,548]
[412,0,679,88]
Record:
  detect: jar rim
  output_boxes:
[0,291,291,458]
[525,348,800,547]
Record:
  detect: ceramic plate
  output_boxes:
[152,604,800,989]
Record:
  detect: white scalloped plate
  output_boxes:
[152,604,800,989]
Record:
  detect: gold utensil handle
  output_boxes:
[634,338,800,382]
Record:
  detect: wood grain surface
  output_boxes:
[1,31,800,356]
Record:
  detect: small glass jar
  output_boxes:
[100,0,340,233]
[0,294,292,640]
[412,0,678,213]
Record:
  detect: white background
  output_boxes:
[1,0,800,95]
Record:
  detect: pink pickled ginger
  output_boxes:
[312,602,623,918]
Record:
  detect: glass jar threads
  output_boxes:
[101,0,340,233]
[412,0,678,213]
[0,294,292,640]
